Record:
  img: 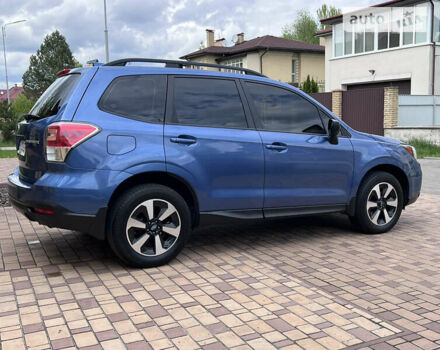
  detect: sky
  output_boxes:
[0,0,374,89]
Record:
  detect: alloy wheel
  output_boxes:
[125,199,181,256]
[366,182,398,226]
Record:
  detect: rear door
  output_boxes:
[164,76,264,212]
[243,81,354,210]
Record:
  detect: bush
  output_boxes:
[11,94,35,116]
[0,100,23,141]
[301,75,319,93]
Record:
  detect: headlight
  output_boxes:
[402,144,417,159]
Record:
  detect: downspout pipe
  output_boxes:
[259,48,269,75]
[430,0,436,95]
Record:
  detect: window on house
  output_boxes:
[291,59,297,83]
[221,58,244,73]
[389,7,401,48]
[415,2,429,44]
[344,22,353,55]
[334,4,431,58]
[333,23,343,57]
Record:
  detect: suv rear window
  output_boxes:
[99,75,166,123]
[30,73,81,120]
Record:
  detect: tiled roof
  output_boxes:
[181,35,324,59]
[0,86,24,102]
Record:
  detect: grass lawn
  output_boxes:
[0,150,17,158]
[409,139,440,158]
[0,140,15,148]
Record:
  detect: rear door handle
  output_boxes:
[170,135,197,145]
[265,142,287,152]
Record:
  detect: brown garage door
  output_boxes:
[347,79,411,95]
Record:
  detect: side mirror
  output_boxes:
[328,119,340,145]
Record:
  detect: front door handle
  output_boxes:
[170,135,197,145]
[265,142,287,152]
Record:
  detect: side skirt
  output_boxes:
[199,204,347,227]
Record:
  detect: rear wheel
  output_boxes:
[350,171,403,234]
[108,184,191,267]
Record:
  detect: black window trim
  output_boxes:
[165,75,254,130]
[97,74,168,124]
[317,108,351,138]
[241,79,335,137]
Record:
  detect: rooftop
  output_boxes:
[0,85,24,103]
[181,35,324,60]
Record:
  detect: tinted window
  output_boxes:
[31,74,81,120]
[99,75,166,122]
[319,110,347,137]
[245,82,325,134]
[171,78,247,128]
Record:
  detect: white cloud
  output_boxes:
[0,0,375,89]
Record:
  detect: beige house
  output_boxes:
[180,30,325,87]
[316,0,440,95]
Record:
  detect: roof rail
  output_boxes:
[103,58,265,77]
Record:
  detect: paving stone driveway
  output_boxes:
[0,158,439,350]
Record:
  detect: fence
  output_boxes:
[342,88,385,136]
[309,87,387,136]
[398,95,440,126]
[309,92,332,111]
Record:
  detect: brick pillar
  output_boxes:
[383,86,399,128]
[332,90,343,119]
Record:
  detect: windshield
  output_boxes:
[30,73,81,119]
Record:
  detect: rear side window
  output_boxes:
[170,77,247,129]
[245,82,325,134]
[99,75,166,123]
[30,74,81,120]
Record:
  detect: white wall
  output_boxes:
[323,36,434,95]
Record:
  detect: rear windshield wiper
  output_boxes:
[23,114,40,121]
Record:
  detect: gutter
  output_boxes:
[259,48,269,75]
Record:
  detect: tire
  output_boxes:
[350,171,404,234]
[107,184,191,267]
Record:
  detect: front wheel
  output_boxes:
[108,184,191,267]
[350,171,404,234]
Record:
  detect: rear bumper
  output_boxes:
[8,172,107,240]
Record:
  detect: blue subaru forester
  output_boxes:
[8,58,422,267]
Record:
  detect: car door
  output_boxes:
[164,76,264,213]
[242,80,354,212]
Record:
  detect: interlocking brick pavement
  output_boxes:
[0,189,439,349]
[0,158,17,183]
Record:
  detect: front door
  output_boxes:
[243,81,354,209]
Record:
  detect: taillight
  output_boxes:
[46,122,100,162]
[57,69,71,77]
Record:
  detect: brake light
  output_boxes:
[57,69,71,77]
[46,122,99,162]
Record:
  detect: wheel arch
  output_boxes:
[356,164,410,209]
[107,171,200,230]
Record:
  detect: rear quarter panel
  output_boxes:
[68,68,166,174]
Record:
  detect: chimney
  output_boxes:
[214,38,225,47]
[237,33,244,44]
[206,29,214,47]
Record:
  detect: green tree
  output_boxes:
[282,10,319,45]
[22,30,81,100]
[316,4,341,30]
[11,93,35,116]
[301,75,319,93]
[0,100,21,141]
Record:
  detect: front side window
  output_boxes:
[245,82,325,134]
[99,75,166,123]
[171,77,247,129]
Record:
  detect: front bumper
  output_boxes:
[8,172,107,240]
